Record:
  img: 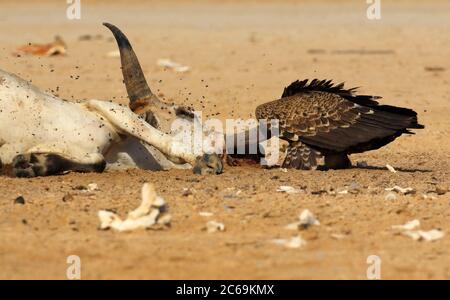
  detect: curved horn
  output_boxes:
[103,22,156,112]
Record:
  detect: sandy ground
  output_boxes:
[0,0,449,279]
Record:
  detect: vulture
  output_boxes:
[255,79,424,170]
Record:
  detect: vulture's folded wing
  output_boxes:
[256,79,424,154]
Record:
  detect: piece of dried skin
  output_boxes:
[14,36,67,57]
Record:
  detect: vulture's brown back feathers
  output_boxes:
[256,79,424,156]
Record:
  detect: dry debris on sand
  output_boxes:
[13,36,67,57]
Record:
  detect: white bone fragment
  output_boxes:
[285,222,300,231]
[276,186,303,194]
[87,183,99,192]
[403,229,444,242]
[98,210,122,230]
[385,186,415,195]
[299,209,320,226]
[391,219,444,242]
[157,59,190,73]
[422,193,437,200]
[271,235,306,249]
[206,220,225,233]
[385,192,397,201]
[199,212,214,217]
[98,183,170,232]
[157,214,172,225]
[337,189,349,195]
[285,209,320,230]
[386,164,397,173]
[330,233,346,240]
[392,219,420,231]
[128,183,159,219]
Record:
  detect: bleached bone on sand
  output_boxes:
[386,164,397,173]
[385,186,415,195]
[276,186,304,194]
[206,220,225,233]
[392,219,421,231]
[157,59,190,73]
[271,235,307,249]
[199,212,214,217]
[285,209,320,230]
[392,219,444,242]
[98,183,171,232]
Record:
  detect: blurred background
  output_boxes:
[1,0,449,124]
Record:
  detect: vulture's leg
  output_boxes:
[324,152,352,169]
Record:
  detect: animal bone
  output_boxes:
[386,164,397,173]
[276,186,303,194]
[285,209,320,230]
[157,59,190,73]
[98,183,171,232]
[403,229,444,242]
[206,220,225,233]
[392,219,420,231]
[271,235,307,249]
[392,219,444,242]
[385,186,415,195]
